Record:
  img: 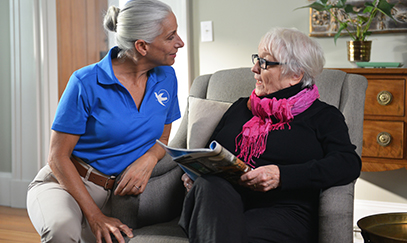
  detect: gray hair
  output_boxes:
[104,0,172,58]
[259,28,325,87]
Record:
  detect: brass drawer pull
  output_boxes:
[376,132,392,147]
[377,91,393,106]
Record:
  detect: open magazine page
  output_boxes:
[157,140,251,183]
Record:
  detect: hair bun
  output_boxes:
[103,6,120,32]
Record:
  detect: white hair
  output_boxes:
[104,0,172,57]
[259,27,325,87]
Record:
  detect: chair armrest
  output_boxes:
[318,182,355,243]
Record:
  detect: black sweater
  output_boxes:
[207,83,361,212]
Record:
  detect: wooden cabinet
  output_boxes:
[338,68,407,172]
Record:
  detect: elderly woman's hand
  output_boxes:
[181,173,194,192]
[239,165,280,192]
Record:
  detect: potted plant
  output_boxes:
[296,0,396,62]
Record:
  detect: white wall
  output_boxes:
[0,0,12,173]
[105,0,406,89]
[159,0,191,140]
[191,0,407,76]
[1,0,58,208]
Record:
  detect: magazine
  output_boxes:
[157,140,252,183]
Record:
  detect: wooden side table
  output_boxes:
[337,68,407,172]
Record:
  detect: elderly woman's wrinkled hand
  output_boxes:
[181,173,194,192]
[239,165,281,192]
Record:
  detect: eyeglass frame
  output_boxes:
[252,54,285,70]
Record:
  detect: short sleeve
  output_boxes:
[51,73,90,134]
[164,69,181,124]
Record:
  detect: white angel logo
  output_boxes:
[154,89,170,106]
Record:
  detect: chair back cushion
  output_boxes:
[189,68,254,102]
[187,68,367,157]
[187,97,232,149]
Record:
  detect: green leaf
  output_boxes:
[363,5,374,14]
[357,15,369,23]
[364,2,375,8]
[294,2,327,11]
[335,0,347,8]
[344,4,356,14]
[377,0,395,18]
[294,0,333,11]
[326,4,336,10]
[334,22,348,44]
[363,31,372,41]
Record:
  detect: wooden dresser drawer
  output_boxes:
[337,68,407,171]
[364,79,405,116]
[362,120,404,159]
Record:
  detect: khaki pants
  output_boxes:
[27,164,111,243]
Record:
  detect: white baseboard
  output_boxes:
[0,172,31,208]
[353,199,407,242]
[11,179,31,208]
[0,173,12,206]
[354,199,407,225]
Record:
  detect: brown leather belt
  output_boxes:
[70,156,115,190]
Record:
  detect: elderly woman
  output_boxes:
[179,27,361,243]
[26,0,184,242]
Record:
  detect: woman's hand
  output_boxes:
[181,173,194,192]
[48,131,133,243]
[114,153,157,196]
[114,124,171,196]
[88,211,133,243]
[239,165,281,192]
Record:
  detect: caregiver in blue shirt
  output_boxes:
[27,1,184,243]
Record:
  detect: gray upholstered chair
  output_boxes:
[114,67,367,243]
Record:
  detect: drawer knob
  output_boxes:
[377,91,393,106]
[376,132,392,147]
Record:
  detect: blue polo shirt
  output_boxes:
[52,47,181,176]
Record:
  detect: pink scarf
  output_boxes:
[235,85,320,167]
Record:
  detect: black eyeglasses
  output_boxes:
[252,54,284,70]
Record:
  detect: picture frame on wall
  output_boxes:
[309,0,407,37]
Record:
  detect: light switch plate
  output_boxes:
[201,21,213,42]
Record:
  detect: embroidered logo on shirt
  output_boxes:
[155,89,170,106]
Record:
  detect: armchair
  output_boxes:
[113,68,367,243]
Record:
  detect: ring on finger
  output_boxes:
[134,185,141,190]
[186,183,192,189]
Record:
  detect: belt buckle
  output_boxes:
[104,176,116,190]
